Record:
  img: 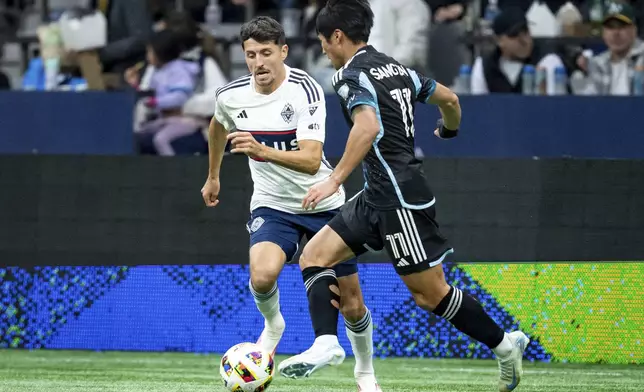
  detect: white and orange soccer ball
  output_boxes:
[219,342,275,392]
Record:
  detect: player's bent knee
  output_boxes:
[411,291,441,312]
[410,280,451,311]
[408,281,450,311]
[249,260,281,293]
[249,242,286,292]
[250,272,279,293]
[299,244,324,269]
[299,226,354,269]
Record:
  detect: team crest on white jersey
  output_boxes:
[281,103,295,123]
[249,217,265,233]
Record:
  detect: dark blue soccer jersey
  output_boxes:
[332,45,437,210]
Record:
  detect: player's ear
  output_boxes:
[280,44,289,61]
[333,29,342,44]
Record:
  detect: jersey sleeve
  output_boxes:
[213,93,236,131]
[407,68,437,104]
[332,68,377,115]
[295,84,327,143]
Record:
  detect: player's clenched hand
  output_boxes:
[434,118,458,139]
[201,178,221,207]
[227,132,265,159]
[303,177,340,210]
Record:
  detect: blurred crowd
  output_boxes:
[0,0,642,155]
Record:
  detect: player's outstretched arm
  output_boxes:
[302,105,379,210]
[201,116,227,207]
[207,115,228,180]
[330,105,380,185]
[428,82,461,135]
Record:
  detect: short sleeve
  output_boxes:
[333,69,378,115]
[407,68,436,103]
[295,88,327,143]
[213,94,236,131]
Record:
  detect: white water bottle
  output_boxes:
[457,64,472,95]
[522,65,536,95]
[554,66,568,95]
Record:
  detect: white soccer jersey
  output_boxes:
[214,65,345,214]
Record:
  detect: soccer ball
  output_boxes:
[219,342,275,392]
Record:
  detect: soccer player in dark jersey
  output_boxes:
[284,1,530,391]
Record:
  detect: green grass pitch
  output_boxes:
[0,350,642,392]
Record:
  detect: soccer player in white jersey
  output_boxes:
[201,17,381,391]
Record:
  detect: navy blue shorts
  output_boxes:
[247,207,358,278]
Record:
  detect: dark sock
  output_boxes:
[302,266,340,337]
[433,286,505,349]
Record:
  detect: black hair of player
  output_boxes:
[240,16,286,48]
[148,30,183,65]
[316,0,374,43]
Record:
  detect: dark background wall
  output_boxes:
[1,155,642,267]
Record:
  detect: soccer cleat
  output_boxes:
[497,331,530,392]
[356,374,382,392]
[256,314,285,356]
[278,343,345,378]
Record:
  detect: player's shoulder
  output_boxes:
[286,67,323,105]
[332,63,363,87]
[215,73,252,101]
[331,46,386,87]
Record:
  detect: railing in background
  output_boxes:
[1,92,642,158]
[0,91,135,155]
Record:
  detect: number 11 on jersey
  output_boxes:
[390,88,415,138]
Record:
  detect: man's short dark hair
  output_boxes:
[316,0,373,43]
[240,16,286,48]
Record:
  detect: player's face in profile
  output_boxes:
[243,39,288,88]
[318,33,343,70]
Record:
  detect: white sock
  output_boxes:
[345,308,374,376]
[314,334,339,347]
[249,280,282,328]
[492,332,513,358]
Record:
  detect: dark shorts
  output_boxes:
[328,192,454,275]
[247,207,358,278]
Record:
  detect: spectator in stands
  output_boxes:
[130,11,228,155]
[471,7,566,94]
[127,30,200,156]
[97,0,153,74]
[369,0,431,72]
[587,2,644,95]
[426,0,471,85]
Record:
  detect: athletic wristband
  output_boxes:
[436,119,458,139]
